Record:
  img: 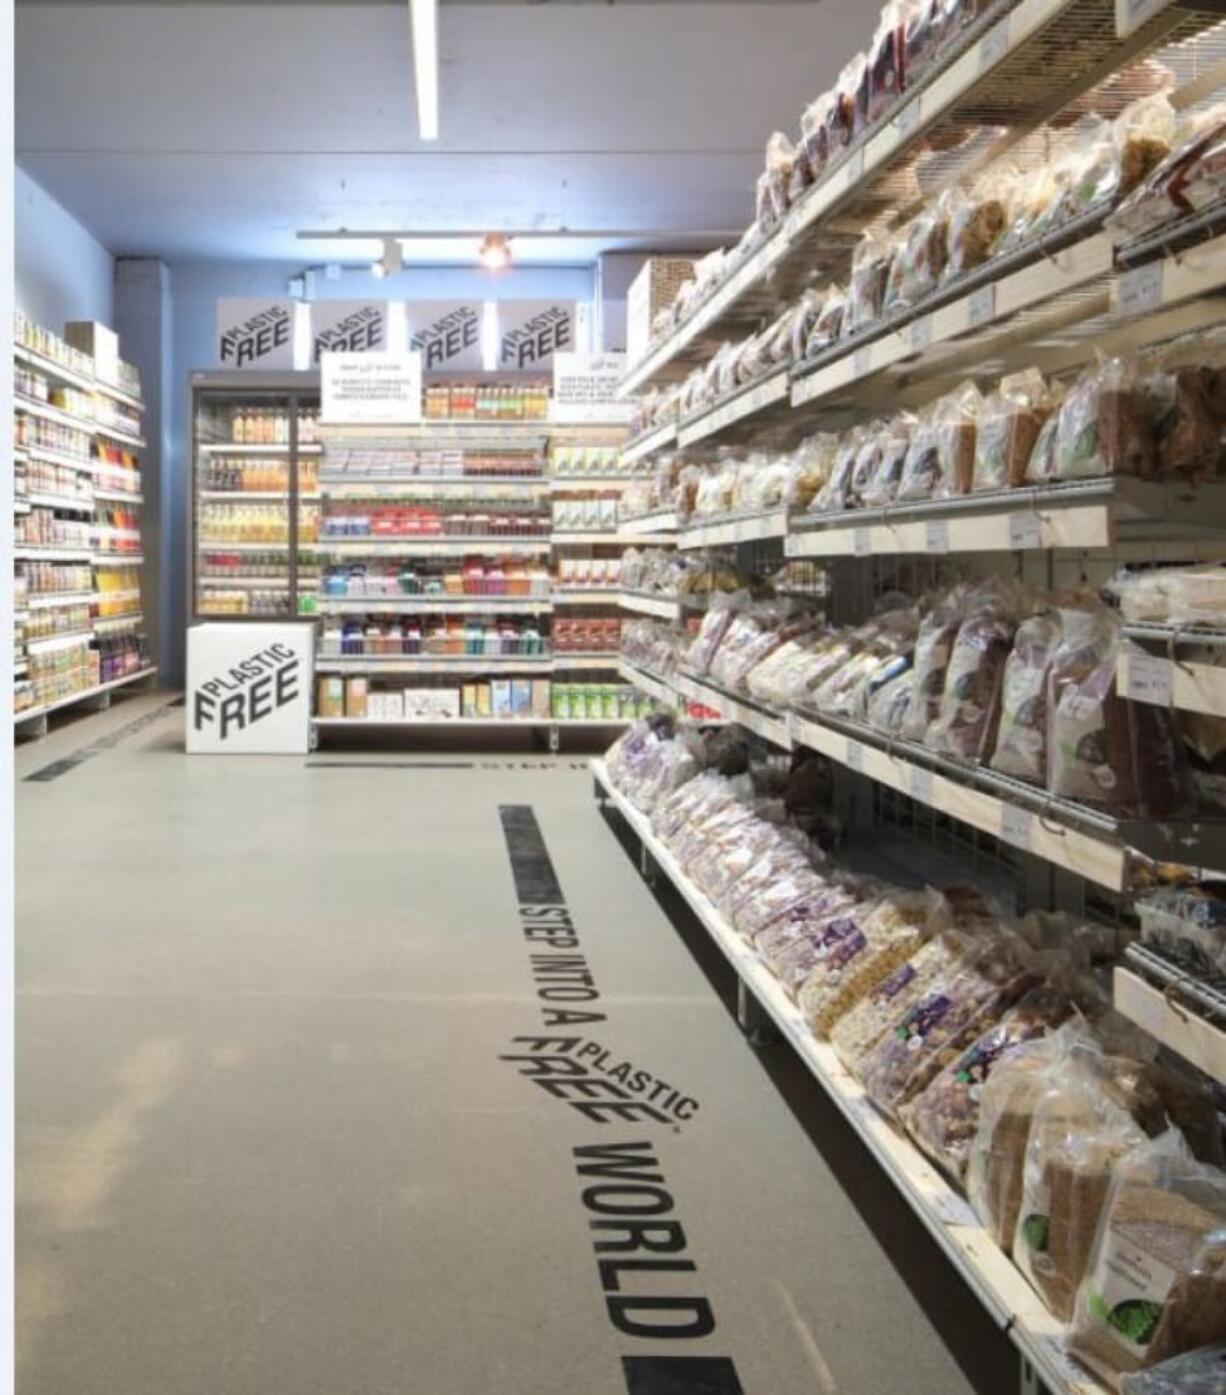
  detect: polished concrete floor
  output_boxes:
[17,690,1015,1395]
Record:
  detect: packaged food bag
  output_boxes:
[885,190,954,312]
[945,165,1014,280]
[934,380,983,496]
[895,413,941,502]
[800,90,836,186]
[867,0,909,126]
[1149,365,1222,481]
[1054,356,1155,481]
[860,414,914,507]
[1013,1040,1149,1320]
[973,368,1052,491]
[902,980,1072,1182]
[900,588,967,741]
[990,609,1062,784]
[815,428,864,513]
[1119,1345,1226,1395]
[1069,1129,1226,1384]
[806,284,847,356]
[1024,383,1067,483]
[847,229,895,335]
[925,582,1018,762]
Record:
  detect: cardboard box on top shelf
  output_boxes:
[625,258,696,369]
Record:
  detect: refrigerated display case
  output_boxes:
[189,372,321,621]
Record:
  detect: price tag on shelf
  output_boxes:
[1008,512,1043,549]
[845,740,865,774]
[894,97,922,139]
[853,345,873,380]
[979,15,1010,71]
[1115,261,1163,318]
[967,283,996,328]
[925,518,950,553]
[929,1190,979,1228]
[1122,652,1173,707]
[853,526,872,558]
[909,316,933,353]
[999,803,1032,853]
[911,766,934,806]
[1119,0,1167,38]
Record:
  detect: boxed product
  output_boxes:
[461,683,478,717]
[476,683,492,718]
[491,680,513,719]
[627,257,697,366]
[512,679,532,716]
[553,684,571,719]
[532,680,552,718]
[317,676,344,718]
[344,676,368,720]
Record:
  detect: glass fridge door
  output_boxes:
[193,391,295,619]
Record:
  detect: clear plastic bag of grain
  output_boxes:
[1119,1345,1226,1395]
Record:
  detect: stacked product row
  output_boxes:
[317,675,654,723]
[604,719,1226,1392]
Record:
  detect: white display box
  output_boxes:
[186,622,315,754]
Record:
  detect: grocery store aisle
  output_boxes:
[17,696,1012,1395]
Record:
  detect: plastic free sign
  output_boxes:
[552,352,634,423]
[499,301,575,370]
[320,351,423,424]
[217,299,296,369]
[311,301,388,364]
[409,301,484,371]
[187,623,314,754]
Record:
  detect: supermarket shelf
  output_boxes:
[620,0,1225,396]
[681,507,790,552]
[1111,228,1226,321]
[94,613,144,632]
[198,442,322,455]
[619,510,678,537]
[616,659,680,709]
[590,756,1099,1395]
[1118,626,1226,718]
[674,671,793,749]
[14,666,157,727]
[320,537,552,557]
[314,716,631,730]
[22,446,93,474]
[552,589,621,605]
[93,421,145,448]
[15,394,95,433]
[1114,963,1226,1084]
[552,532,631,546]
[785,478,1226,560]
[551,475,647,491]
[13,500,31,515]
[315,654,554,675]
[93,487,144,505]
[13,546,92,562]
[619,591,682,621]
[196,577,291,590]
[25,491,93,512]
[26,591,95,610]
[621,421,677,466]
[25,630,94,653]
[320,422,549,447]
[552,654,621,671]
[92,554,144,566]
[320,476,547,496]
[198,541,322,553]
[13,661,27,677]
[198,490,290,502]
[15,344,145,414]
[677,368,791,449]
[316,595,553,616]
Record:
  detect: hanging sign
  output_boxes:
[320,350,423,424]
[187,623,314,754]
[310,301,389,364]
[216,298,296,369]
[498,300,576,370]
[408,301,484,371]
[552,352,634,423]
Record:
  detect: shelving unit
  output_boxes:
[13,313,154,734]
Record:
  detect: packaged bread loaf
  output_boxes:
[800,90,836,187]
[815,428,864,512]
[798,888,952,1037]
[806,284,847,357]
[973,368,1052,491]
[1054,356,1155,481]
[967,1025,1087,1249]
[934,381,983,496]
[990,609,1063,784]
[903,980,1072,1182]
[1118,1344,1226,1395]
[945,165,1013,280]
[895,413,941,502]
[925,582,1018,762]
[867,0,908,126]
[884,191,953,312]
[1150,366,1222,480]
[1024,384,1066,483]
[859,414,914,507]
[1069,1128,1226,1384]
[848,230,895,335]
[901,588,968,741]
[1012,1040,1149,1320]
[903,0,942,81]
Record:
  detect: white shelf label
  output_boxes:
[909,316,933,353]
[894,97,922,139]
[846,147,865,183]
[845,740,865,774]
[929,1190,979,1227]
[1118,0,1168,38]
[911,766,934,806]
[979,15,1010,71]
[999,804,1032,853]
[1122,652,1173,707]
[853,526,872,558]
[1008,512,1043,549]
[1116,261,1163,318]
[853,345,873,380]
[925,519,950,553]
[968,283,997,328]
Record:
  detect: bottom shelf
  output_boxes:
[14,665,157,726]
[590,756,1100,1395]
[314,717,630,729]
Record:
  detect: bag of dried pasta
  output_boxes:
[973,368,1053,491]
[1069,1128,1226,1385]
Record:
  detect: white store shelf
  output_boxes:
[320,537,552,557]
[553,590,621,606]
[316,595,553,616]
[621,421,677,466]
[677,368,791,449]
[1113,966,1226,1084]
[93,422,145,448]
[25,630,94,653]
[551,476,646,491]
[552,532,631,547]
[315,654,554,675]
[1117,635,1226,719]
[616,659,680,709]
[552,654,621,671]
[320,476,548,496]
[15,394,95,433]
[25,491,93,512]
[619,511,678,538]
[314,716,631,730]
[198,490,289,502]
[198,442,322,454]
[13,546,92,562]
[93,487,144,505]
[619,591,682,621]
[14,666,157,727]
[26,592,95,610]
[681,508,790,552]
[22,446,93,474]
[92,554,145,567]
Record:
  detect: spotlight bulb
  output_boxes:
[479,234,511,271]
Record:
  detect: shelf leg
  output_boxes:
[15,713,49,741]
[1019,1357,1045,1395]
[736,978,779,1047]
[548,722,560,755]
[78,690,111,713]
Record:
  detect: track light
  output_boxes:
[478,234,511,271]
[409,0,439,141]
[371,237,404,280]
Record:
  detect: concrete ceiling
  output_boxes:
[16,0,871,265]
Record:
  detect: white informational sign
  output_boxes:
[310,300,389,364]
[320,350,423,424]
[552,352,634,423]
[186,623,314,754]
[408,300,484,371]
[217,298,296,369]
[498,300,576,370]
